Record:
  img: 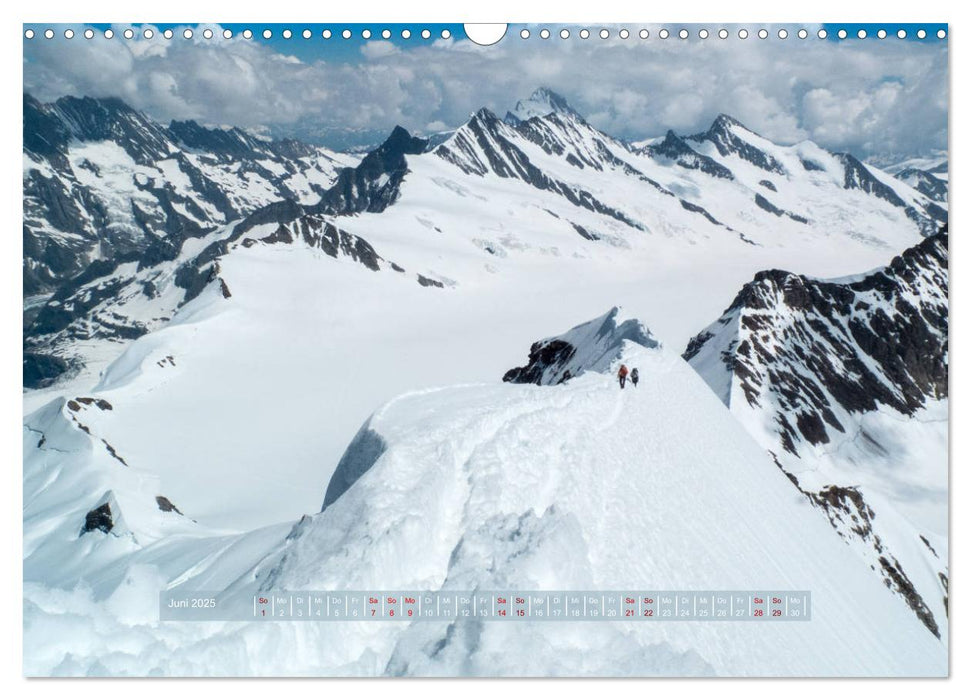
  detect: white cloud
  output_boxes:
[23,23,948,159]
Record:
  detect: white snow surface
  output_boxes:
[23,104,949,676]
[23,340,945,676]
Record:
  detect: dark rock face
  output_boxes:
[754,193,808,224]
[646,130,735,180]
[839,153,907,206]
[169,120,264,160]
[684,231,949,637]
[23,353,70,389]
[417,274,444,288]
[313,125,428,215]
[503,340,577,385]
[806,483,939,638]
[155,496,183,514]
[81,502,114,535]
[684,230,948,455]
[27,94,173,165]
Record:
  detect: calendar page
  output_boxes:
[22,21,948,677]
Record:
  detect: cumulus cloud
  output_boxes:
[23,23,948,159]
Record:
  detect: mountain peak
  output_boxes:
[376,125,428,157]
[472,106,501,123]
[710,113,747,133]
[505,87,581,125]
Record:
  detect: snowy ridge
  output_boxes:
[26,89,948,389]
[23,309,948,675]
[895,168,948,203]
[246,340,941,676]
[24,393,199,586]
[503,306,659,385]
[683,231,948,638]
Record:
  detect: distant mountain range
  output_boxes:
[22,88,949,670]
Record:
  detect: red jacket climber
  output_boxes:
[618,364,629,389]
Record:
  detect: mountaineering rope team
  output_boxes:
[617,364,638,389]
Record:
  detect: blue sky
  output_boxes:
[23,23,948,160]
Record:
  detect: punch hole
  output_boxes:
[464,24,507,46]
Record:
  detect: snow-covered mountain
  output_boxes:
[22,87,949,676]
[895,168,949,203]
[503,86,584,125]
[869,152,948,203]
[23,93,357,300]
[25,88,948,390]
[23,312,946,675]
[683,230,948,639]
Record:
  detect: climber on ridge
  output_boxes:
[618,364,629,389]
[631,367,639,388]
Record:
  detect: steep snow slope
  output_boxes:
[683,233,948,639]
[23,328,945,675]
